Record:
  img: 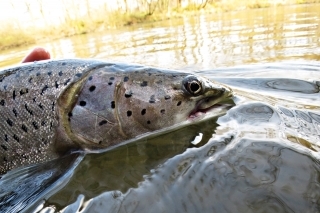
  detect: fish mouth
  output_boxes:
[188,90,234,120]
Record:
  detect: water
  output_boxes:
[0,3,320,213]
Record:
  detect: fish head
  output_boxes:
[64,65,232,150]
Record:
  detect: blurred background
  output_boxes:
[0,0,319,69]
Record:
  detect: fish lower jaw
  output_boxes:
[188,104,222,121]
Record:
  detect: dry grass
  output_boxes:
[0,0,319,51]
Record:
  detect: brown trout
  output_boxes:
[0,59,232,175]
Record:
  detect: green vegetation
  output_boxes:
[1,0,319,51]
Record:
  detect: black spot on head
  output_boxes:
[32,121,39,130]
[36,72,41,76]
[1,144,8,151]
[64,79,71,86]
[99,141,102,144]
[108,82,113,85]
[41,85,49,95]
[21,124,28,133]
[141,109,146,115]
[48,71,52,76]
[58,71,63,76]
[165,95,171,100]
[160,109,165,114]
[62,62,66,65]
[110,77,115,80]
[55,81,59,88]
[28,77,33,83]
[148,73,152,76]
[99,120,108,126]
[147,120,151,124]
[111,101,115,109]
[149,95,156,103]
[124,76,129,82]
[0,100,5,106]
[6,119,13,126]
[33,97,36,103]
[68,112,73,117]
[177,101,182,106]
[52,102,55,111]
[4,134,8,142]
[41,120,46,126]
[75,73,82,77]
[127,111,132,117]
[79,101,86,106]
[140,81,148,87]
[13,90,16,100]
[3,157,7,162]
[88,76,93,81]
[125,90,133,98]
[20,88,28,95]
[89,85,96,92]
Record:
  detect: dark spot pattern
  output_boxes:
[147,120,151,124]
[80,101,86,106]
[21,124,28,133]
[52,102,55,111]
[165,95,171,100]
[68,112,73,117]
[127,111,132,117]
[64,79,71,85]
[38,103,43,109]
[99,120,108,126]
[125,90,133,98]
[88,76,93,81]
[108,82,113,85]
[141,109,146,115]
[124,76,129,82]
[89,86,96,92]
[1,144,8,151]
[13,134,19,142]
[12,108,17,117]
[140,81,148,87]
[13,90,16,100]
[20,88,29,95]
[41,121,46,126]
[110,77,115,80]
[111,101,115,109]
[4,134,8,142]
[25,104,33,115]
[75,73,82,78]
[36,72,41,76]
[6,119,13,126]
[177,101,182,106]
[41,85,49,95]
[55,81,59,88]
[32,121,39,130]
[62,62,66,65]
[0,100,5,106]
[47,71,52,76]
[149,95,156,103]
[161,109,165,114]
[58,71,63,76]
[28,77,33,83]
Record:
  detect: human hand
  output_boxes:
[22,47,51,63]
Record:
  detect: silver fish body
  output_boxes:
[0,59,232,174]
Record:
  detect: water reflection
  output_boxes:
[1,4,320,69]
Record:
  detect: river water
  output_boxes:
[0,3,320,213]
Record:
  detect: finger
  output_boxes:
[22,47,51,63]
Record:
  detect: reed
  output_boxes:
[0,0,319,51]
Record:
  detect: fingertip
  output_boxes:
[22,47,51,63]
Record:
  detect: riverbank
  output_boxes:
[0,0,318,51]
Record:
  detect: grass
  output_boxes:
[0,0,319,51]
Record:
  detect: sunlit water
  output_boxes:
[0,4,320,213]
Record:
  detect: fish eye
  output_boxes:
[183,76,203,96]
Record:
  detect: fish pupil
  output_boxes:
[190,82,200,92]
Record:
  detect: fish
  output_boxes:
[0,59,233,175]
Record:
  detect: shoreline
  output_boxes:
[0,0,318,52]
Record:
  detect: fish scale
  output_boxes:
[0,60,107,174]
